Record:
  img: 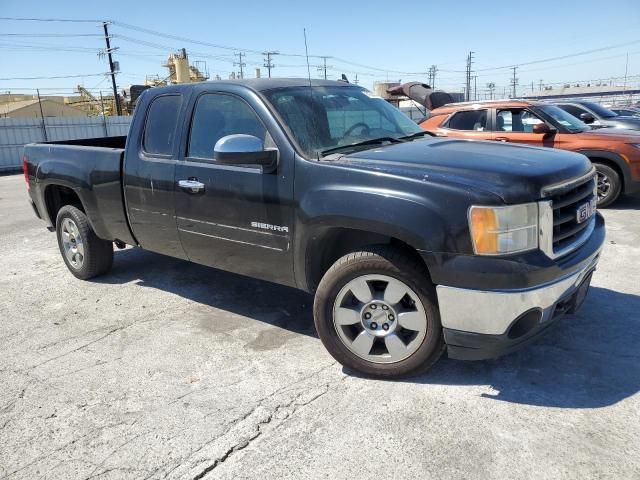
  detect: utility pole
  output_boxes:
[510,66,518,98]
[428,65,438,88]
[473,75,477,101]
[102,22,121,116]
[538,79,544,91]
[317,56,331,80]
[234,52,246,79]
[622,52,629,99]
[263,51,279,78]
[465,52,474,101]
[486,82,495,100]
[531,81,534,94]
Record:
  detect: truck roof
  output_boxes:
[433,99,547,114]
[149,78,354,95]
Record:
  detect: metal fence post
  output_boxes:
[100,92,109,136]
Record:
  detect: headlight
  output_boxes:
[468,203,538,255]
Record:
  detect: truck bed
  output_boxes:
[24,136,135,245]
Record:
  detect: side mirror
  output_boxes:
[214,134,277,166]
[579,112,595,124]
[532,123,555,135]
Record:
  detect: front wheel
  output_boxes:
[313,246,445,378]
[56,205,113,280]
[593,163,621,207]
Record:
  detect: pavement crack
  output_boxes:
[192,407,278,480]
[27,326,127,370]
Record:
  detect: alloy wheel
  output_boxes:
[61,218,84,269]
[332,274,428,364]
[596,171,611,202]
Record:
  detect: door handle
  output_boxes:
[495,137,509,142]
[178,179,205,193]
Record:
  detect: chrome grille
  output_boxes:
[539,171,597,259]
[550,178,596,253]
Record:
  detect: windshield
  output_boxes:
[262,86,424,158]
[536,105,590,133]
[582,102,619,118]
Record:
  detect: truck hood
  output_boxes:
[601,117,640,129]
[336,138,592,204]
[578,127,640,141]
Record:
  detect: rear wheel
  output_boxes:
[593,163,621,207]
[313,246,444,378]
[56,205,113,279]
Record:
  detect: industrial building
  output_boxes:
[0,98,87,118]
[523,84,640,105]
[145,48,209,87]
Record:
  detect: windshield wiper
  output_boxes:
[320,137,404,156]
[397,131,431,140]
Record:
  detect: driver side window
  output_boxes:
[496,109,544,133]
[188,93,271,160]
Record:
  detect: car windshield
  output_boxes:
[262,85,425,158]
[536,105,590,133]
[581,102,619,118]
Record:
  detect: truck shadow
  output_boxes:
[402,286,640,409]
[609,193,640,210]
[100,248,639,409]
[96,247,316,337]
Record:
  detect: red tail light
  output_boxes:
[22,156,30,192]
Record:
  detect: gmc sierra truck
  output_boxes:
[23,79,605,378]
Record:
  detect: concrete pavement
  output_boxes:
[0,173,639,479]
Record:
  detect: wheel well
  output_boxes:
[44,185,83,224]
[589,157,624,190]
[306,227,428,291]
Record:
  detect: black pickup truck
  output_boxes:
[23,79,605,378]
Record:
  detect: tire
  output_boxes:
[593,163,622,208]
[313,246,445,378]
[55,205,113,280]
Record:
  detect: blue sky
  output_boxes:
[1,0,639,98]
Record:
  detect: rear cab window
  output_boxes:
[143,95,182,156]
[445,110,488,131]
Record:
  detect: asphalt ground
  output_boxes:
[1,173,639,479]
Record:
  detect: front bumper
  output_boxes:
[435,215,605,361]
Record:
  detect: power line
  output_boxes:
[0,17,102,22]
[112,21,264,55]
[475,39,640,72]
[0,73,106,80]
[0,33,103,37]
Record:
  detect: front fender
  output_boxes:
[293,184,472,291]
[299,185,449,251]
[576,149,634,192]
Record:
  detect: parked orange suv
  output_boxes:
[420,100,640,206]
